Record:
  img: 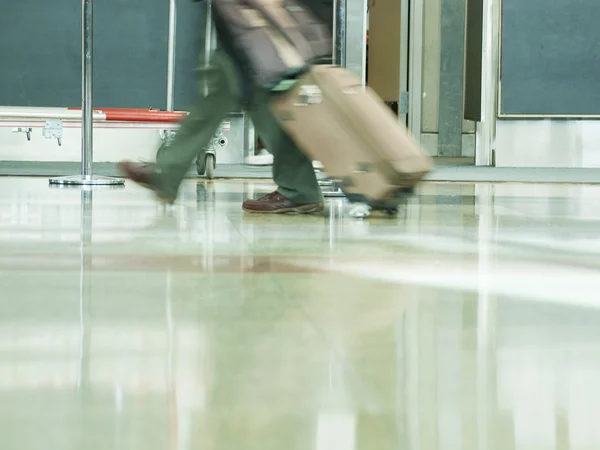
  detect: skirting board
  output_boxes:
[419,132,476,157]
[0,161,277,180]
[3,162,600,184]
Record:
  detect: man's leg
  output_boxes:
[242,89,323,213]
[119,51,242,202]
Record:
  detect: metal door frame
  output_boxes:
[475,0,500,166]
[408,0,499,164]
[398,0,411,126]
[407,0,424,142]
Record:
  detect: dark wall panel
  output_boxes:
[464,0,483,121]
[0,0,205,110]
[500,0,600,116]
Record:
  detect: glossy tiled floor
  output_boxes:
[1,176,600,449]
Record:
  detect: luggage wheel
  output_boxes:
[346,188,415,219]
[196,152,216,180]
[348,204,399,218]
[348,203,372,219]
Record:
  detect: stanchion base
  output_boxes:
[49,175,125,186]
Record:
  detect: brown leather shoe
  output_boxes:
[242,191,324,214]
[117,161,176,204]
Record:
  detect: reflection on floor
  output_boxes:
[1,177,600,449]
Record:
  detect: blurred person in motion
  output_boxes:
[119,0,332,214]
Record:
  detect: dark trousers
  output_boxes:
[155,51,322,203]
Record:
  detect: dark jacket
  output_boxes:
[193,0,333,30]
[193,0,333,102]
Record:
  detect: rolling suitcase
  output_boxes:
[270,65,432,215]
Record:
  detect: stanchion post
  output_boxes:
[82,0,94,178]
[166,0,177,112]
[203,0,216,95]
[49,0,124,186]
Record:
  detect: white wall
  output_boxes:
[495,120,600,168]
[0,118,247,165]
[0,125,160,163]
[487,0,600,170]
